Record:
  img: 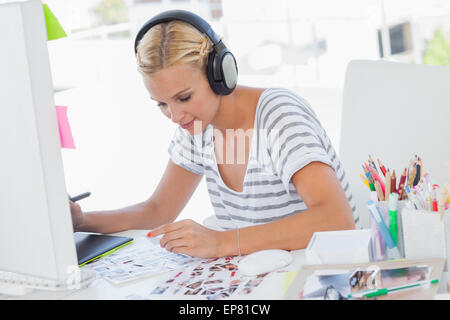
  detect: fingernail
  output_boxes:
[147,231,152,238]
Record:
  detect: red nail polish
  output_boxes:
[147,231,152,238]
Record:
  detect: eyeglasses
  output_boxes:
[324,285,348,300]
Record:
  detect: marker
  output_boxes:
[432,187,439,212]
[388,193,398,245]
[69,192,91,202]
[348,279,439,299]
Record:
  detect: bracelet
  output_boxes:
[236,228,241,256]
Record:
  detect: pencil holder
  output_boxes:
[399,209,449,262]
[399,208,450,293]
[371,201,407,261]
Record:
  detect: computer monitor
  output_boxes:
[0,0,78,281]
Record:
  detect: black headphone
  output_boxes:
[134,10,238,96]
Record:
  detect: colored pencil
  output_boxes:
[360,174,370,190]
[398,168,407,200]
[391,170,397,194]
[368,155,379,174]
[374,180,384,201]
[362,165,376,191]
[368,166,386,196]
[385,170,391,201]
[377,159,387,177]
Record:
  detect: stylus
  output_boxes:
[70,192,91,202]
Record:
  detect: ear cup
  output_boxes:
[206,46,238,95]
[206,51,220,94]
[221,52,238,91]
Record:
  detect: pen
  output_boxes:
[407,162,416,188]
[405,186,420,210]
[426,174,434,210]
[419,177,431,211]
[415,186,428,211]
[70,192,91,202]
[413,156,421,186]
[348,279,439,299]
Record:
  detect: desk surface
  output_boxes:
[6,229,304,300]
[5,229,450,300]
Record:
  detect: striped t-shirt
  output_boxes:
[168,88,358,229]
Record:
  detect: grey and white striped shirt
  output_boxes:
[168,88,358,229]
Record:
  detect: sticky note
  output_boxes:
[56,106,75,149]
[43,3,67,41]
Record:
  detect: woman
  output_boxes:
[70,10,357,259]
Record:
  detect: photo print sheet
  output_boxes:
[81,236,202,284]
[148,256,272,300]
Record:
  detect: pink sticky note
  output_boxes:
[55,105,76,149]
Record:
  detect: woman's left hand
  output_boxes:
[150,219,223,258]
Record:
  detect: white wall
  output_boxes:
[53,40,214,225]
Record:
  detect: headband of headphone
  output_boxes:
[134,10,238,95]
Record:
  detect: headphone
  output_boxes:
[134,10,238,96]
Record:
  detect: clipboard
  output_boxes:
[283,258,445,300]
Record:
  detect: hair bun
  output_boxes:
[198,38,210,58]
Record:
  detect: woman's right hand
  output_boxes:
[69,200,84,231]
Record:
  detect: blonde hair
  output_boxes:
[136,20,214,76]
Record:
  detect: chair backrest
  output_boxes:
[339,60,450,228]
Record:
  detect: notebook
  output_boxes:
[74,232,133,266]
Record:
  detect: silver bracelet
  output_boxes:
[236,228,241,256]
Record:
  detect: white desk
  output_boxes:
[5,229,450,300]
[5,229,305,300]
